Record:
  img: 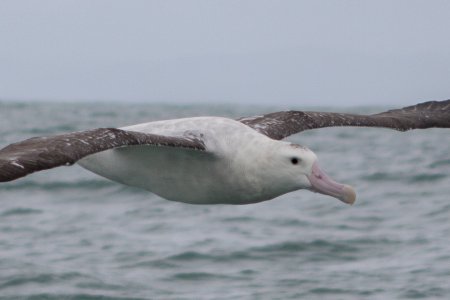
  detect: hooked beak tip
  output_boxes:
[340,185,356,205]
[307,161,357,205]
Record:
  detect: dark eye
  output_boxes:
[291,157,299,165]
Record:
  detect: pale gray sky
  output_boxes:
[1,0,450,105]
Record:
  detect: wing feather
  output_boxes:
[0,128,205,182]
[238,100,450,140]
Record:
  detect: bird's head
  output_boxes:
[272,143,356,205]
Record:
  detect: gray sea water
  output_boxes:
[0,102,449,300]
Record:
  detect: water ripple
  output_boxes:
[0,180,115,191]
[0,208,43,217]
[0,272,87,289]
[167,272,240,281]
[0,295,146,300]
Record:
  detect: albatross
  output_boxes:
[0,99,449,205]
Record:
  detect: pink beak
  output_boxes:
[307,161,356,205]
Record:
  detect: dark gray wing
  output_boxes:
[238,100,450,140]
[0,128,205,182]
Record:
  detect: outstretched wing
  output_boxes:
[0,128,205,182]
[238,100,450,140]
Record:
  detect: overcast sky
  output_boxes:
[1,0,450,106]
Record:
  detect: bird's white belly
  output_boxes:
[77,117,289,204]
[79,145,249,204]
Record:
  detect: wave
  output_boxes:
[308,287,385,297]
[167,271,238,281]
[0,272,86,289]
[363,172,447,183]
[251,239,359,254]
[429,158,450,169]
[407,173,447,183]
[0,294,146,300]
[21,124,78,136]
[0,208,43,217]
[139,238,401,268]
[123,250,256,270]
[0,180,116,191]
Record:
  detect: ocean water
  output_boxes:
[0,101,449,300]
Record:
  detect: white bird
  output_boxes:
[1,100,449,205]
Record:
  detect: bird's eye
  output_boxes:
[291,157,299,165]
